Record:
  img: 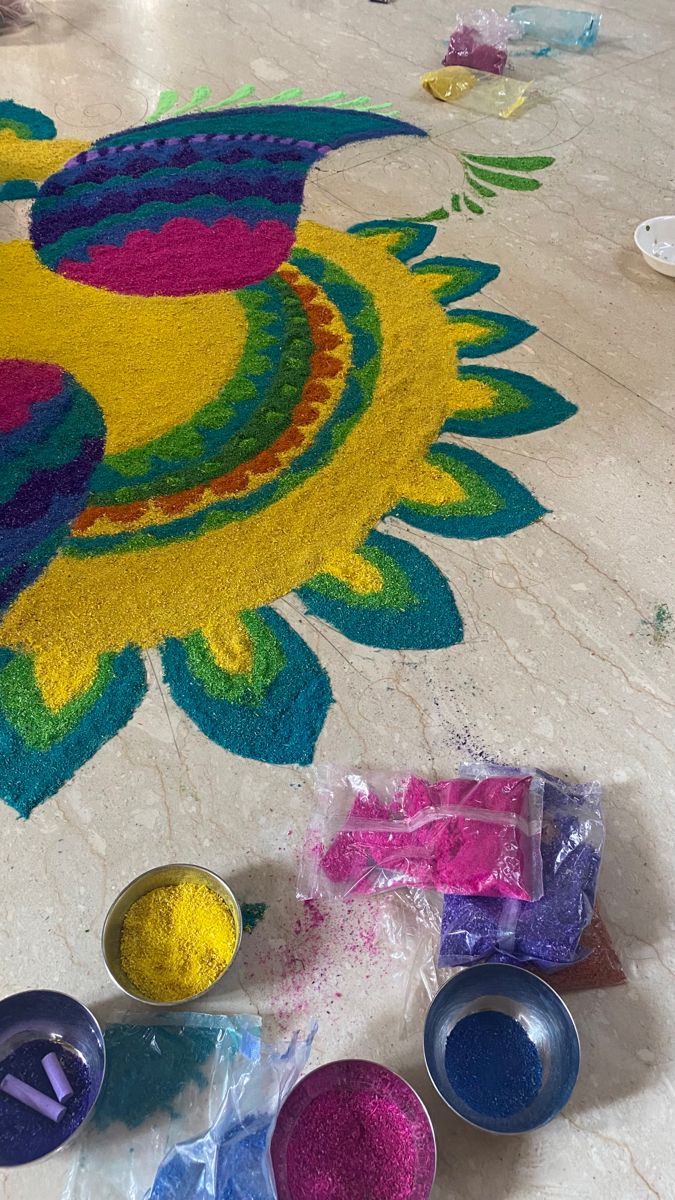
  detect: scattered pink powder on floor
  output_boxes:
[285,1091,416,1200]
[237,885,389,1032]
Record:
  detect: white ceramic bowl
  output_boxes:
[634,216,675,277]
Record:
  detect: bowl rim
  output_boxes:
[101,862,243,1007]
[423,962,580,1136]
[633,214,675,258]
[271,1057,437,1200]
[0,988,106,1169]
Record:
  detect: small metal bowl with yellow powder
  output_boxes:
[101,864,242,1005]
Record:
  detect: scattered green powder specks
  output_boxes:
[642,603,673,647]
[241,902,268,932]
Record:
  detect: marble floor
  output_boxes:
[1,0,674,1196]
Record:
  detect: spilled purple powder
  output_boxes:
[285,1090,416,1200]
[0,1039,94,1164]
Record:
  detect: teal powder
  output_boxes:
[241,902,267,933]
[94,1025,220,1131]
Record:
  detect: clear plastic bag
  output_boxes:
[383,890,624,1039]
[298,767,544,903]
[0,0,33,30]
[439,763,604,969]
[64,1012,261,1200]
[147,1026,316,1200]
[382,890,454,1039]
[421,67,532,118]
[443,8,522,74]
[510,5,600,49]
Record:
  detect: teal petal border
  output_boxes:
[161,607,333,767]
[297,529,463,649]
[393,443,547,540]
[448,309,537,358]
[444,365,578,439]
[0,647,147,819]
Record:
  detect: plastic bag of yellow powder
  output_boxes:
[65,1011,261,1200]
[421,66,532,118]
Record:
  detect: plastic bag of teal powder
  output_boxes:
[299,767,544,902]
[146,1026,316,1200]
[64,1012,261,1200]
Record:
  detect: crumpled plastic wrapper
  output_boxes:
[421,66,532,118]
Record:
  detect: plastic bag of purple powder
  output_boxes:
[439,762,604,970]
[298,767,544,903]
[443,8,521,74]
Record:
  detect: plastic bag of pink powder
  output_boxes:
[298,768,543,903]
[443,8,522,74]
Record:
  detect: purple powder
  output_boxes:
[0,1039,94,1165]
[443,25,508,74]
[285,1090,416,1200]
[440,769,603,969]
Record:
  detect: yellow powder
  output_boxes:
[120,880,238,1002]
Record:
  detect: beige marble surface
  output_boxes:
[1,0,674,1196]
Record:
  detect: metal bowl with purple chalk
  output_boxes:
[0,990,106,1166]
[271,1058,436,1200]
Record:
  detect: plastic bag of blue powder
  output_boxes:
[64,1012,261,1200]
[439,762,604,970]
[146,1026,316,1200]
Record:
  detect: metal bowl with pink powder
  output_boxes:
[271,1059,436,1200]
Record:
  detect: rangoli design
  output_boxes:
[0,95,576,816]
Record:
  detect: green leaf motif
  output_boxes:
[146,89,179,122]
[408,207,451,223]
[467,177,496,199]
[463,153,555,172]
[463,194,484,214]
[466,165,542,192]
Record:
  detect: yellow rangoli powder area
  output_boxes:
[120,881,238,1002]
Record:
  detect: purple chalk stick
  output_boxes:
[0,1074,65,1122]
[42,1052,73,1102]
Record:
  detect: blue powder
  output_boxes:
[0,1039,93,1165]
[444,1011,542,1118]
[148,1113,273,1200]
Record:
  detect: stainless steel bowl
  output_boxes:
[0,989,106,1167]
[101,863,243,1006]
[424,964,580,1134]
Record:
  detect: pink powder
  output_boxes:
[285,1091,416,1200]
[0,360,63,432]
[237,886,389,1033]
[58,215,295,295]
[319,775,541,901]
